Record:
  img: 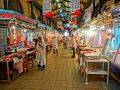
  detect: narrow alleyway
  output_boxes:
[0,48,109,90]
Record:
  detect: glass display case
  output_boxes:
[0,27,9,56]
[101,23,120,61]
[115,46,120,65]
[102,9,120,82]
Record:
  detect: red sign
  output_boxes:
[16,15,35,24]
[0,13,14,19]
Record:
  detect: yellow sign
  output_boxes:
[0,0,4,9]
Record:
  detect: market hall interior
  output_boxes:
[0,0,120,90]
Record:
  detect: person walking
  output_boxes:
[52,36,58,54]
[71,34,76,58]
[36,37,46,71]
[63,36,67,49]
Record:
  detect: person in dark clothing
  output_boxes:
[71,34,76,58]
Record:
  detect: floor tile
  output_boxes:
[0,47,111,90]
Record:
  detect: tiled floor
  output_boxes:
[0,48,110,90]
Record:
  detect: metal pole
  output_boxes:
[4,0,8,10]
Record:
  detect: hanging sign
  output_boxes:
[16,12,36,24]
[0,9,15,20]
[71,0,80,13]
[112,7,120,18]
[43,0,52,15]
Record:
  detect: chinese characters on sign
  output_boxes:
[71,0,80,13]
[43,0,52,15]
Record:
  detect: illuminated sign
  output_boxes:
[43,0,52,15]
[0,9,36,24]
[0,13,14,19]
[0,9,15,20]
[16,13,36,24]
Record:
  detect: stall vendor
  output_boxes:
[24,37,29,47]
[36,37,46,71]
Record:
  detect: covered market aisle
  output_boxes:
[0,47,111,90]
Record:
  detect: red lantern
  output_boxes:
[71,10,81,16]
[44,11,52,18]
[75,10,81,16]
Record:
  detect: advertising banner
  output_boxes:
[43,0,52,15]
[71,0,80,13]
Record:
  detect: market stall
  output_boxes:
[75,4,120,84]
[101,5,120,83]
[0,9,36,84]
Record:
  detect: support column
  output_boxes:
[50,19,52,28]
[31,2,35,19]
[41,10,44,24]
[4,0,8,10]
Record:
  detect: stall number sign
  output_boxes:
[71,0,80,13]
[43,0,52,15]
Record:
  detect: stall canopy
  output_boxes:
[0,9,36,25]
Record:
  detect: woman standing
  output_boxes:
[36,37,46,71]
[52,36,58,54]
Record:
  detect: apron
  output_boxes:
[36,43,45,66]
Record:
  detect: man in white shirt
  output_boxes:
[36,37,46,71]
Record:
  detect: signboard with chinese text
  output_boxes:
[43,0,52,15]
[71,0,80,13]
[0,9,15,20]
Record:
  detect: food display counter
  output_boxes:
[75,4,120,84]
[0,9,36,84]
[0,47,35,84]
